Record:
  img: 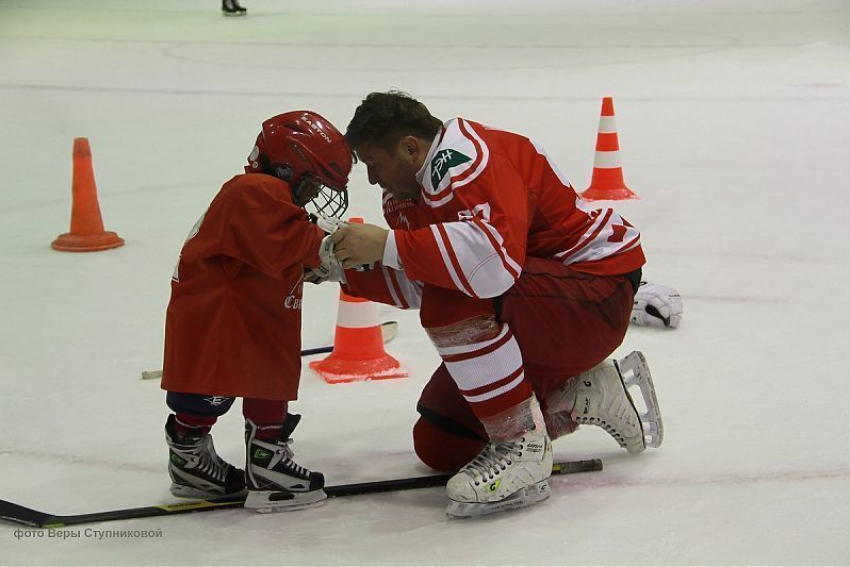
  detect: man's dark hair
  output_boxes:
[345,91,443,154]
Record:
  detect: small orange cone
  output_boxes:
[309,289,408,384]
[52,138,124,252]
[580,97,639,202]
[310,217,407,384]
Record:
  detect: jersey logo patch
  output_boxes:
[430,149,471,188]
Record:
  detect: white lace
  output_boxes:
[460,439,524,485]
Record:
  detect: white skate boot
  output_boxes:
[446,423,553,518]
[244,415,326,513]
[547,351,663,453]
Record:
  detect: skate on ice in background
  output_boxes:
[244,414,327,512]
[547,350,663,453]
[222,0,246,16]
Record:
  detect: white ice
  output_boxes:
[0,1,848,565]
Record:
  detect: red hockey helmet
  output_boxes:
[246,111,354,218]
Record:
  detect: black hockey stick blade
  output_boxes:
[0,458,601,528]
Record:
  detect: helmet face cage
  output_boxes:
[294,173,349,219]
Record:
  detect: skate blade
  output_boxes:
[245,488,327,513]
[617,351,664,448]
[170,483,247,500]
[446,480,550,518]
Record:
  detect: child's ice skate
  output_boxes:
[244,414,326,512]
[165,415,246,499]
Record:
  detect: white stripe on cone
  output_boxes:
[593,150,622,169]
[597,115,618,134]
[335,299,380,329]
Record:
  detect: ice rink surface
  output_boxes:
[0,0,848,565]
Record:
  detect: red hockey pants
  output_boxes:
[414,257,638,472]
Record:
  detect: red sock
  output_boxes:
[174,413,217,438]
[243,398,288,439]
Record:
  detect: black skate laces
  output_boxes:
[267,438,309,477]
[192,438,231,483]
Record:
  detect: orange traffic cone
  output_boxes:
[310,217,406,383]
[52,138,124,252]
[309,289,408,384]
[580,97,639,202]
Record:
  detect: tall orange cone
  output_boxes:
[309,289,408,384]
[52,138,124,252]
[310,217,407,384]
[580,97,639,202]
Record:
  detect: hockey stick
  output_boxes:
[0,459,602,528]
[140,321,399,380]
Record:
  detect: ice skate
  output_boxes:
[547,351,663,453]
[244,415,326,513]
[445,426,553,518]
[165,415,246,499]
[222,0,246,16]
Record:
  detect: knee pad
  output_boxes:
[413,417,485,473]
[166,391,235,417]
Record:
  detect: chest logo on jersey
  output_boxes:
[284,278,304,310]
[395,212,411,229]
[430,149,471,188]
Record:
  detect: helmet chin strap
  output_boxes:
[271,164,348,218]
[272,165,305,204]
[273,165,294,182]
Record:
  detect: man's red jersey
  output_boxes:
[345,118,645,308]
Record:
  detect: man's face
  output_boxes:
[356,138,423,201]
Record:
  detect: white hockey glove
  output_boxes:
[314,215,347,235]
[631,281,683,329]
[304,216,347,285]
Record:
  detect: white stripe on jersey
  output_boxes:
[452,120,490,190]
[431,224,469,295]
[419,119,490,208]
[381,265,404,308]
[438,221,519,299]
[381,265,422,309]
[531,141,573,188]
[554,209,609,262]
[555,208,640,265]
[425,190,455,208]
[477,218,523,277]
